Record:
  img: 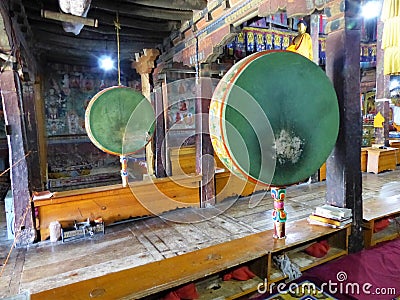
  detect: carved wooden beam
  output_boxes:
[173,24,237,67]
[0,0,37,74]
[131,48,160,176]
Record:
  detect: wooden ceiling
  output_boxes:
[11,0,207,68]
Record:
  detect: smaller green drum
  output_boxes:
[85,86,155,155]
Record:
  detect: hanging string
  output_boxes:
[114,12,121,86]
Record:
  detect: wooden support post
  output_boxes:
[153,79,167,178]
[325,0,363,252]
[22,82,42,191]
[132,49,160,177]
[195,71,215,207]
[0,70,35,245]
[34,78,48,188]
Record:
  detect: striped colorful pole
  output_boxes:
[271,187,287,239]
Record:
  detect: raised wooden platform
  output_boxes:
[30,219,350,300]
[34,174,202,241]
[170,145,267,200]
[362,196,400,247]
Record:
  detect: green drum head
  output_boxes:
[216,50,339,186]
[85,86,155,155]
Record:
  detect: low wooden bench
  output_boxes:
[30,219,350,300]
[362,197,400,247]
[33,174,202,241]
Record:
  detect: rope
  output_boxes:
[0,150,34,277]
[0,200,31,278]
[0,150,32,178]
[114,13,121,86]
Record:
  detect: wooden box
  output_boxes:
[389,140,400,164]
[366,147,397,174]
[361,148,368,171]
[169,146,197,175]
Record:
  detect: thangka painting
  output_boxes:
[166,79,196,131]
[44,68,122,136]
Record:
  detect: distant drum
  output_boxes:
[209,51,339,186]
[85,86,155,156]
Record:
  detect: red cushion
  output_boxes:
[374,218,390,233]
[305,240,330,258]
[164,291,180,300]
[223,266,256,281]
[164,283,199,300]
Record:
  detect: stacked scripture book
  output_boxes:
[308,205,353,228]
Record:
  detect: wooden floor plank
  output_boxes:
[1,167,400,298]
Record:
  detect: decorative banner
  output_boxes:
[231,27,377,65]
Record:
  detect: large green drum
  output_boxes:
[209,51,339,186]
[85,86,155,156]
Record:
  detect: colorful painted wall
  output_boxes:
[44,64,144,190]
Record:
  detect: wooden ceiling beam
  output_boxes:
[123,0,207,11]
[33,30,158,53]
[24,5,181,32]
[28,19,167,39]
[91,0,193,20]
[87,11,180,32]
[32,42,144,64]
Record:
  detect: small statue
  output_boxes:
[287,20,313,61]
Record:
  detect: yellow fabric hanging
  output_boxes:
[381,0,400,21]
[381,17,400,49]
[384,47,400,75]
[382,0,400,75]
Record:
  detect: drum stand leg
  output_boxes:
[271,187,287,239]
[120,155,128,187]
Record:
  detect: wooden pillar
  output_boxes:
[34,78,48,187]
[375,20,390,144]
[325,0,363,252]
[153,78,167,178]
[132,49,160,177]
[0,70,35,245]
[196,68,215,207]
[21,82,43,191]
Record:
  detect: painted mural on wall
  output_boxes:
[45,71,115,135]
[166,79,196,131]
[44,68,143,136]
[44,66,143,189]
